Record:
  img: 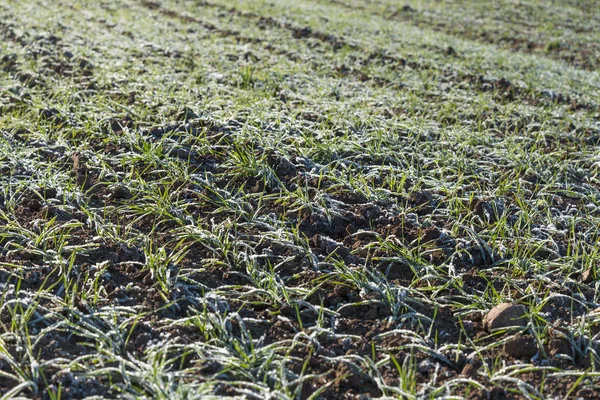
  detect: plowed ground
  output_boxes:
[1,0,600,398]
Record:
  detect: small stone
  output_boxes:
[582,268,595,284]
[503,334,538,358]
[483,302,528,332]
[460,362,478,378]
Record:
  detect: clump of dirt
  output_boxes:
[504,334,538,358]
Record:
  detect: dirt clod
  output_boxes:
[40,107,60,120]
[338,301,391,319]
[489,387,508,400]
[503,334,538,358]
[111,185,132,200]
[1,0,598,398]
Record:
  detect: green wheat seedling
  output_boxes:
[1,0,599,397]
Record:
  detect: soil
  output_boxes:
[0,0,599,398]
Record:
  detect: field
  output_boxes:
[1,0,600,398]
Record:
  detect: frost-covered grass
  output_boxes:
[1,0,600,398]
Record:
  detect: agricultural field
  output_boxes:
[1,0,600,398]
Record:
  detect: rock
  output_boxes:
[582,268,595,284]
[460,362,478,378]
[483,302,528,332]
[503,334,537,358]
